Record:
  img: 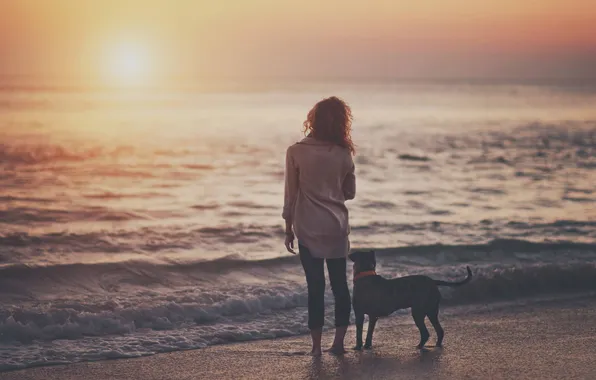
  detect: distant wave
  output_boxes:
[0,195,54,203]
[0,206,156,224]
[0,143,123,165]
[0,142,204,165]
[1,218,595,264]
[0,224,286,264]
[373,238,596,256]
[357,219,596,239]
[182,164,215,170]
[83,191,171,200]
[398,154,430,162]
[190,203,220,210]
[360,200,397,209]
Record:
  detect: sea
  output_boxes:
[1,79,595,370]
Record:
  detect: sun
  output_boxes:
[103,42,152,87]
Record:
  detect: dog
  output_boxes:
[349,250,472,351]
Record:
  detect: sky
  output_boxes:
[1,0,595,86]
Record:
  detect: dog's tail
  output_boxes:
[434,266,472,287]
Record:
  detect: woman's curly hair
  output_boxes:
[303,96,355,154]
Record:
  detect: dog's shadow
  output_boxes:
[305,347,443,380]
[357,346,444,369]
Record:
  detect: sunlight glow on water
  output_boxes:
[1,82,596,370]
[1,83,596,265]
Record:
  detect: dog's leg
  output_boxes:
[427,305,444,347]
[412,308,429,349]
[353,313,365,350]
[363,316,378,349]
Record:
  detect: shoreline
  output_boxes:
[2,294,596,380]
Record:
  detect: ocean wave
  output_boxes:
[350,219,596,243]
[0,206,154,224]
[1,239,595,300]
[0,143,133,165]
[374,238,596,256]
[0,224,285,265]
[398,154,430,162]
[0,195,54,203]
[0,255,299,283]
[0,282,307,344]
[1,240,596,371]
[0,142,205,166]
[195,225,281,241]
[445,263,596,304]
[190,203,220,210]
[83,191,171,200]
[0,230,197,258]
[227,201,275,210]
[360,200,397,209]
[182,164,215,170]
[2,225,595,267]
[1,261,595,346]
[424,122,596,172]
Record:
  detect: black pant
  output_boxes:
[299,244,351,330]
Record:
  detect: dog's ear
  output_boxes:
[363,250,376,263]
[348,251,360,262]
[349,250,376,262]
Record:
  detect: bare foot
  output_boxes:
[326,346,347,355]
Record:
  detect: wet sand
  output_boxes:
[2,296,595,380]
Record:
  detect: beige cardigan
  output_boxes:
[283,137,356,259]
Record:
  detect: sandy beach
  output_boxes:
[2,295,595,380]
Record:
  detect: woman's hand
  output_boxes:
[284,231,296,254]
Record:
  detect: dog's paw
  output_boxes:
[363,344,372,350]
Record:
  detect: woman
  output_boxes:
[282,96,356,356]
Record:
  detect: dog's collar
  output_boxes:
[353,270,377,282]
